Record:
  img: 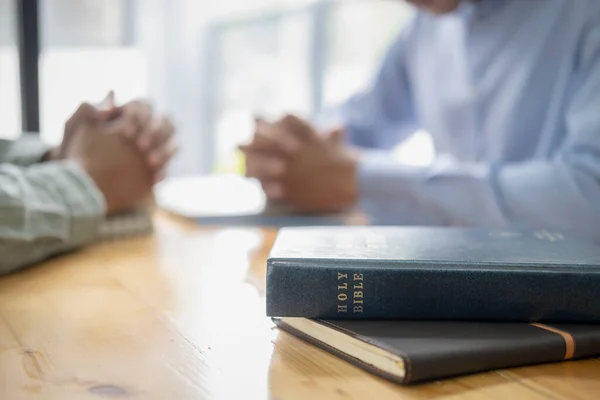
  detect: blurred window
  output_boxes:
[207,6,313,173]
[206,0,423,173]
[323,0,412,108]
[2,0,431,173]
[39,0,147,145]
[0,0,21,139]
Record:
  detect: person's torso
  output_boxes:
[405,0,597,163]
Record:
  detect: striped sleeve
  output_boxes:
[0,160,106,275]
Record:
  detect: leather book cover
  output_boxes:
[273,318,600,384]
[266,227,600,322]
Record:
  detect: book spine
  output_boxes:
[266,260,600,322]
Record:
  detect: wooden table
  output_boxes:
[1,213,599,400]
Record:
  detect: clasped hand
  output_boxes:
[239,114,359,213]
[48,92,177,214]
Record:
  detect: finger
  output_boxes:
[147,139,178,170]
[74,102,98,119]
[62,102,100,155]
[238,144,287,159]
[104,116,137,138]
[137,116,175,151]
[106,90,115,107]
[96,91,120,121]
[120,100,154,139]
[243,151,287,180]
[153,168,167,184]
[328,126,345,144]
[96,92,123,121]
[278,114,319,143]
[66,102,98,130]
[238,136,277,155]
[238,144,252,154]
[254,119,301,154]
[245,132,295,155]
[97,107,121,121]
[98,90,115,110]
[262,181,284,201]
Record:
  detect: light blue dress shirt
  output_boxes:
[338,0,600,240]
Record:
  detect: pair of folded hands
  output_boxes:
[239,115,360,213]
[47,92,177,214]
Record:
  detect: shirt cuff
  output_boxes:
[26,161,107,246]
[4,134,54,166]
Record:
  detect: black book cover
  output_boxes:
[267,227,600,322]
[273,318,600,384]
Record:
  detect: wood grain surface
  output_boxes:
[1,212,598,399]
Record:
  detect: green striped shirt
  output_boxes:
[0,135,105,274]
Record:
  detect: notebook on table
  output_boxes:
[273,318,600,385]
[154,174,364,227]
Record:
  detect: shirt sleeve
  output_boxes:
[0,134,54,166]
[332,17,419,150]
[357,17,600,241]
[0,161,106,275]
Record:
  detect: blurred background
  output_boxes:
[0,0,433,177]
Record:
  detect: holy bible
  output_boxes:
[266,227,600,322]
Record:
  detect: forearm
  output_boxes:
[357,153,600,240]
[0,161,105,274]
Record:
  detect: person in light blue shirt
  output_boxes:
[239,0,600,240]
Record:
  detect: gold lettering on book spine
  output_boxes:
[337,272,365,314]
[353,273,364,314]
[337,272,349,313]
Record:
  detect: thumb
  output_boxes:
[254,115,267,131]
[328,126,345,144]
[96,91,119,120]
[98,90,115,110]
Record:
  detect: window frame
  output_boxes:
[15,0,137,133]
